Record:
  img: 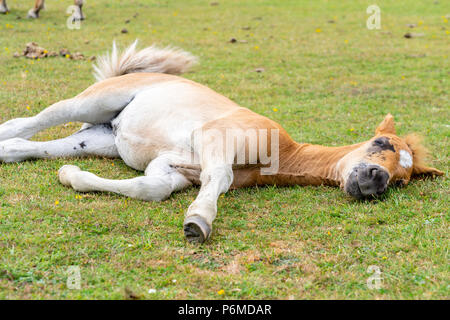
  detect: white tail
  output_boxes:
[93,40,198,82]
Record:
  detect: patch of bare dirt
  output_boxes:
[14,42,94,61]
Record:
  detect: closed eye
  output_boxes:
[371,137,396,153]
[374,138,385,146]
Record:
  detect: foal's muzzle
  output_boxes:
[345,164,390,199]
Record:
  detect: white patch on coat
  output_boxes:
[399,150,413,168]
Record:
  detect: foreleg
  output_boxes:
[58,155,192,201]
[183,164,233,243]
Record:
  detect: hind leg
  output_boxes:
[58,155,192,201]
[0,86,135,142]
[0,124,118,163]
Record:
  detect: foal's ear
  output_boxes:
[412,164,444,177]
[375,113,396,135]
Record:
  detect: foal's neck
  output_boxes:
[275,141,363,187]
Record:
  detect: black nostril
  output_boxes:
[355,165,390,198]
[370,167,379,177]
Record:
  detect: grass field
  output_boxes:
[0,0,448,299]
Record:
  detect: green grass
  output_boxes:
[0,0,448,299]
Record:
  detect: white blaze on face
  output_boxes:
[399,150,413,169]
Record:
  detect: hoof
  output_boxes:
[27,10,39,19]
[183,215,211,244]
[72,14,85,21]
[58,165,81,187]
[0,4,9,14]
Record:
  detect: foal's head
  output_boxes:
[337,114,443,199]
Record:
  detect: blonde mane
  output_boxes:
[405,134,428,170]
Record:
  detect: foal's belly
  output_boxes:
[113,127,165,171]
[110,80,240,171]
[112,112,195,171]
[111,91,206,170]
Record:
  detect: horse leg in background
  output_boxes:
[0,0,8,14]
[28,0,44,18]
[73,0,85,20]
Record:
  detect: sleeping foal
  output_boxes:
[0,42,443,243]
